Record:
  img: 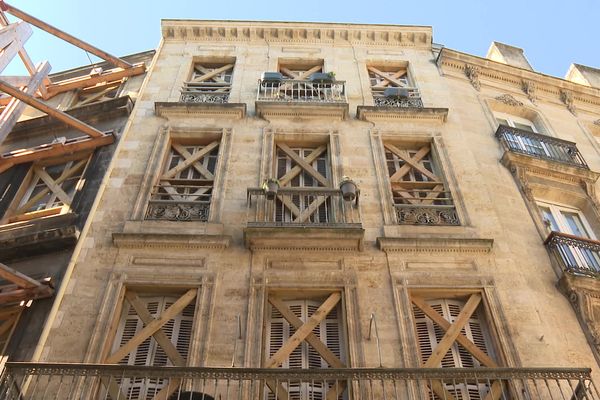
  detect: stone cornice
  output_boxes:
[244,226,364,251]
[356,106,448,123]
[377,236,494,254]
[161,20,432,48]
[155,102,246,120]
[437,48,600,111]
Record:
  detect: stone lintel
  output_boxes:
[112,232,231,249]
[356,106,448,123]
[155,102,246,120]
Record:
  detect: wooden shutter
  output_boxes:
[112,296,195,399]
[413,298,494,400]
[266,298,344,400]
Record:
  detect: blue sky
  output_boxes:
[4,0,599,79]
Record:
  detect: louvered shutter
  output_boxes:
[412,298,494,400]
[112,295,196,400]
[266,298,344,400]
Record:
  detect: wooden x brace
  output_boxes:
[103,289,197,400]
[411,294,504,400]
[368,66,407,88]
[264,293,346,400]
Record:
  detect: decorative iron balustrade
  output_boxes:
[495,125,588,168]
[372,87,423,108]
[395,204,460,226]
[545,231,600,276]
[180,82,230,103]
[1,363,598,400]
[257,79,347,103]
[145,183,212,222]
[246,187,361,227]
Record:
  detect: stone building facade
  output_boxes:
[4,20,600,400]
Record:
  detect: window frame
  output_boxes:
[1,153,91,224]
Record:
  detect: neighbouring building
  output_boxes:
[3,19,600,400]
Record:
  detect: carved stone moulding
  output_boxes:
[464,64,481,91]
[244,226,364,252]
[155,102,246,120]
[256,101,348,121]
[494,94,523,107]
[112,232,231,249]
[356,106,448,124]
[377,236,494,254]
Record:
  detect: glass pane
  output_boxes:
[496,118,509,126]
[513,122,535,132]
[540,207,559,231]
[562,211,591,238]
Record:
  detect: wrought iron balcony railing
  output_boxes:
[395,204,460,226]
[246,187,361,228]
[257,79,347,103]
[180,81,230,104]
[1,363,598,400]
[372,86,424,108]
[495,125,588,168]
[145,182,212,222]
[545,231,600,276]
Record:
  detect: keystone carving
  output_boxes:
[495,94,523,107]
[464,64,481,91]
[594,119,600,126]
[560,90,576,115]
[521,80,537,104]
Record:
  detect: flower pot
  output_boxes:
[339,179,357,202]
[263,180,279,200]
[310,72,335,84]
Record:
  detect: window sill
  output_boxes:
[356,106,448,124]
[255,101,348,121]
[112,220,231,249]
[154,102,246,120]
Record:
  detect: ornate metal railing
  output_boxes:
[495,125,588,168]
[246,187,361,227]
[395,204,460,226]
[180,81,230,103]
[257,79,347,103]
[545,231,600,276]
[145,183,211,222]
[1,363,598,400]
[372,87,424,108]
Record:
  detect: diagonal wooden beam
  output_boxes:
[106,289,197,364]
[191,64,233,83]
[278,145,326,187]
[370,68,406,89]
[411,296,498,368]
[0,32,26,72]
[482,380,505,400]
[294,196,328,224]
[325,381,347,400]
[0,2,132,69]
[164,142,219,180]
[0,262,40,288]
[0,78,104,138]
[33,166,72,206]
[0,60,50,144]
[269,296,345,368]
[264,292,341,369]
[277,144,329,187]
[124,291,186,367]
[386,144,438,182]
[368,66,406,88]
[46,63,145,97]
[0,313,18,336]
[0,20,30,50]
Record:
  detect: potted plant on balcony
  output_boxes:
[339,176,357,202]
[310,72,335,84]
[262,178,280,200]
[261,72,284,86]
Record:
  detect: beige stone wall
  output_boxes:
[37,21,600,377]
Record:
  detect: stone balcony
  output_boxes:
[244,186,363,251]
